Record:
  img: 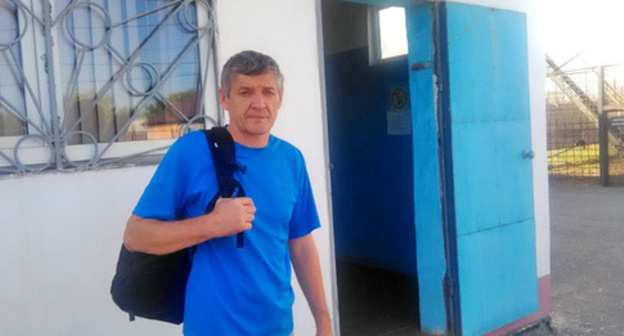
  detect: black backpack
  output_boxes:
[110,127,246,324]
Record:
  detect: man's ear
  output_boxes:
[277,89,284,110]
[218,88,228,110]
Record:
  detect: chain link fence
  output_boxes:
[546,62,624,185]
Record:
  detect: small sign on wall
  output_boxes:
[387,110,411,135]
[612,117,624,128]
[388,86,411,135]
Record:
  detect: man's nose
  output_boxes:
[250,93,267,108]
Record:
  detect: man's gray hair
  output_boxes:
[220,50,284,97]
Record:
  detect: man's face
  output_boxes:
[219,72,282,142]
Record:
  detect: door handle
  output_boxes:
[523,150,535,159]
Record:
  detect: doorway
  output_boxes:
[322,1,541,335]
[321,1,421,334]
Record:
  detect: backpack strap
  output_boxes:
[202,127,247,248]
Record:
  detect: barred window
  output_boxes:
[0,0,219,174]
[0,2,27,137]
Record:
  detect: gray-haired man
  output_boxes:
[124,50,332,335]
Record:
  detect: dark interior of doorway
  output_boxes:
[321,1,421,334]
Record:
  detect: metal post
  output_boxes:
[43,0,63,170]
[598,66,609,186]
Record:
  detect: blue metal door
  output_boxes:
[433,3,539,335]
[338,1,539,334]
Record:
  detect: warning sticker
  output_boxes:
[390,87,408,110]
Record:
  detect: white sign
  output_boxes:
[612,117,624,127]
[387,109,412,135]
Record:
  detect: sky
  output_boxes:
[540,0,624,67]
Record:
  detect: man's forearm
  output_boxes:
[289,234,332,335]
[123,215,213,255]
[124,198,256,255]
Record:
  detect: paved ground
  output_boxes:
[547,178,624,336]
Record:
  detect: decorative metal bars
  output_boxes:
[0,0,219,175]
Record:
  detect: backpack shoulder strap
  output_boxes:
[202,127,246,247]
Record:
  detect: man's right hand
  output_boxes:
[207,197,255,238]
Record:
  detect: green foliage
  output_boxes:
[143,89,196,119]
[548,143,620,176]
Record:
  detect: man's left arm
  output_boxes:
[289,233,333,336]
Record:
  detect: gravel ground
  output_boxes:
[548,178,624,336]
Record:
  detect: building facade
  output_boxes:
[0,0,549,335]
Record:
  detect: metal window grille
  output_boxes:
[0,0,220,175]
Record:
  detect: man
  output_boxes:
[123,50,332,335]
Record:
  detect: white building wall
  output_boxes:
[526,0,551,280]
[0,0,334,335]
[0,167,183,336]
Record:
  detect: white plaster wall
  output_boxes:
[526,0,551,279]
[0,167,183,336]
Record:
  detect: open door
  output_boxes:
[326,1,539,334]
[407,2,539,335]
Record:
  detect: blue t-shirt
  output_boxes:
[133,131,321,335]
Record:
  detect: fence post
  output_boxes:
[598,66,609,186]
